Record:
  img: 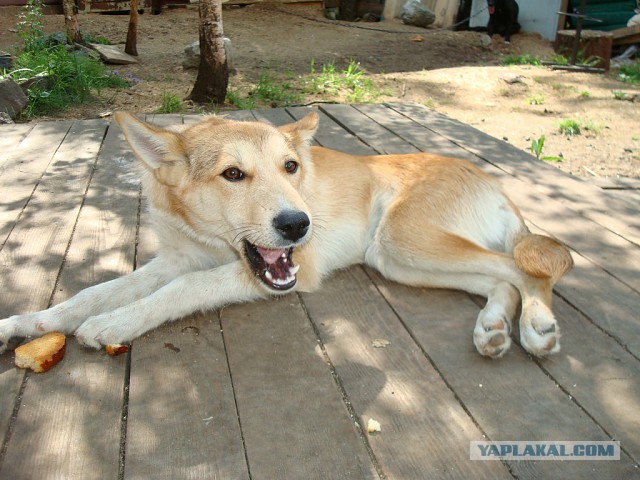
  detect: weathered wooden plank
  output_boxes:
[351,103,640,354]
[125,313,249,480]
[320,104,420,155]
[250,107,294,126]
[0,121,74,247]
[0,119,135,479]
[0,123,34,166]
[369,274,640,477]
[386,102,640,247]
[0,121,105,463]
[221,295,378,479]
[288,106,377,155]
[300,267,512,479]
[124,132,248,479]
[144,113,184,128]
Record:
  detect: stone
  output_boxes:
[0,112,14,124]
[89,44,139,65]
[0,77,28,119]
[182,37,234,73]
[400,0,436,29]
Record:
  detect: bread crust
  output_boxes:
[15,332,66,373]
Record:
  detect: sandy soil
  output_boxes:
[1,3,639,180]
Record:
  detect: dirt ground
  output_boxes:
[1,3,639,180]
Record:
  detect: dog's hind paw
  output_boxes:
[473,309,512,359]
[519,302,561,357]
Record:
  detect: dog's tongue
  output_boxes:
[257,246,286,264]
[488,5,495,14]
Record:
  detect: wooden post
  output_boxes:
[125,0,140,56]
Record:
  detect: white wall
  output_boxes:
[469,0,563,41]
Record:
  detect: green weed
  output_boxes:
[559,119,581,136]
[8,0,131,117]
[617,60,640,85]
[528,93,544,105]
[227,67,301,109]
[306,59,379,102]
[501,54,541,66]
[157,92,183,113]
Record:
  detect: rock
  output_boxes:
[182,38,234,73]
[480,34,492,48]
[89,44,139,65]
[0,77,28,119]
[0,112,14,124]
[400,0,436,28]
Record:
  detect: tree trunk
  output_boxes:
[62,0,82,44]
[188,0,228,104]
[125,0,140,56]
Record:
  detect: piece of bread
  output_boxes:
[14,332,66,373]
[105,344,129,356]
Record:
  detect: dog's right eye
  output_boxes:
[222,167,245,182]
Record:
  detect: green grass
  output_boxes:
[527,93,544,105]
[617,60,640,85]
[10,45,130,117]
[306,59,379,103]
[157,92,183,113]
[8,0,132,117]
[558,119,581,136]
[501,54,541,66]
[557,118,603,136]
[226,67,302,109]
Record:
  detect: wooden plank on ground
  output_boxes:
[0,121,74,247]
[368,274,640,477]
[350,103,640,355]
[250,107,294,126]
[0,120,105,464]
[124,133,248,479]
[386,103,640,247]
[288,106,378,155]
[125,313,249,480]
[0,118,139,479]
[300,267,512,479]
[0,123,34,166]
[221,295,378,480]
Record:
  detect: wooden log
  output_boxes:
[554,29,613,70]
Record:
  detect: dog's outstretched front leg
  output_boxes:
[74,261,265,349]
[0,257,183,354]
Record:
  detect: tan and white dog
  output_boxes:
[0,111,573,358]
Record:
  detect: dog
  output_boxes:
[0,112,573,359]
[487,0,521,43]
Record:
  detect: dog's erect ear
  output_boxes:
[278,111,319,148]
[114,112,188,170]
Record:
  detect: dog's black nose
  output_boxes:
[273,210,310,242]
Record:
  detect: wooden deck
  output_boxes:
[0,103,639,479]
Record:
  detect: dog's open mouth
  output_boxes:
[244,240,299,291]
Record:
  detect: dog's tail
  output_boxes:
[512,232,573,285]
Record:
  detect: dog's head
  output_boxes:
[115,111,319,292]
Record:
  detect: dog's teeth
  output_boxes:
[289,265,300,275]
[264,270,274,281]
[281,252,287,259]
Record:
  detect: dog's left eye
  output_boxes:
[284,160,298,174]
[222,167,245,182]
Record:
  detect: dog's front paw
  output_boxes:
[519,301,561,357]
[0,316,19,354]
[75,314,134,350]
